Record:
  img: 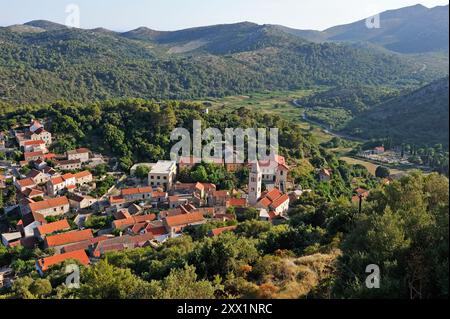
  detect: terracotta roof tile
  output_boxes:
[112,214,156,230]
[165,211,205,228]
[21,212,46,227]
[24,151,44,158]
[37,219,70,236]
[45,229,93,247]
[266,188,282,201]
[29,196,69,212]
[109,195,125,204]
[152,191,167,198]
[24,140,45,146]
[258,197,272,208]
[212,190,229,198]
[62,173,75,180]
[50,176,64,185]
[74,170,92,179]
[62,236,111,253]
[227,198,247,207]
[121,187,152,196]
[210,226,237,236]
[22,188,45,198]
[37,250,90,272]
[270,194,289,209]
[16,178,36,188]
[145,225,168,236]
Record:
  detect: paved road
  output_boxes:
[292,99,367,142]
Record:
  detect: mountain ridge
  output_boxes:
[10,4,448,54]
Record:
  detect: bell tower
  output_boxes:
[248,161,262,205]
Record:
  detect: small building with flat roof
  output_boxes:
[148,160,177,191]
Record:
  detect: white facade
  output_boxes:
[148,161,177,190]
[30,131,52,146]
[248,162,262,206]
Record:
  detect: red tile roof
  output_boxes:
[145,225,168,236]
[268,211,277,220]
[26,169,42,179]
[16,178,36,188]
[37,250,90,272]
[43,153,56,160]
[74,170,92,179]
[114,210,132,220]
[93,233,155,257]
[22,188,45,198]
[270,194,290,209]
[45,229,93,247]
[195,207,215,216]
[131,223,146,234]
[152,191,167,198]
[24,151,44,159]
[50,176,65,185]
[266,188,282,201]
[112,214,157,230]
[21,212,46,227]
[165,211,205,228]
[62,236,111,253]
[24,140,45,146]
[168,195,181,202]
[212,190,229,198]
[62,173,75,180]
[121,187,152,196]
[258,197,272,208]
[37,219,70,236]
[109,195,125,204]
[29,196,69,212]
[227,198,247,207]
[210,226,237,236]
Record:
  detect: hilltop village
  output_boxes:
[0,118,326,283]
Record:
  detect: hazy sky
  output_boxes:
[0,0,448,31]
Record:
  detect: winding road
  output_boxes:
[291,99,367,142]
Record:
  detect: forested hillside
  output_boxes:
[343,77,449,147]
[0,21,441,105]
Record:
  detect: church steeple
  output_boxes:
[248,161,262,205]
